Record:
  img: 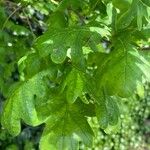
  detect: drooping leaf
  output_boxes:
[95,94,120,129]
[65,68,84,103]
[1,69,53,136]
[84,77,120,129]
[117,0,150,30]
[37,97,94,150]
[95,40,150,97]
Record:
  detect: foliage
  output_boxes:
[80,83,150,150]
[0,0,150,150]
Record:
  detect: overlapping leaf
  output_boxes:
[117,0,150,30]
[1,69,52,135]
[95,92,120,129]
[65,68,84,103]
[2,56,94,150]
[83,75,120,129]
[95,40,150,97]
[35,27,103,69]
[36,97,94,150]
[1,1,150,150]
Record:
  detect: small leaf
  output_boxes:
[95,90,119,129]
[47,11,67,28]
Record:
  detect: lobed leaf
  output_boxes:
[37,98,94,150]
[1,69,52,135]
[117,0,150,30]
[65,68,84,103]
[34,27,103,69]
[95,40,150,97]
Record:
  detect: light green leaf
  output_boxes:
[1,69,52,136]
[117,0,150,30]
[35,27,104,69]
[66,69,84,103]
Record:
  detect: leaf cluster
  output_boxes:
[1,0,150,149]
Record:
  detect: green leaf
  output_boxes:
[40,132,78,150]
[38,98,94,150]
[88,86,120,129]
[95,40,150,97]
[1,69,52,136]
[51,48,67,64]
[70,32,86,70]
[95,101,108,129]
[137,1,148,30]
[141,0,150,7]
[1,1,150,149]
[57,0,86,11]
[34,27,102,69]
[117,0,150,30]
[18,52,50,79]
[82,74,120,129]
[96,95,120,129]
[47,11,67,28]
[66,68,84,103]
[112,0,132,12]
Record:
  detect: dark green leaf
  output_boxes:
[37,98,94,150]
